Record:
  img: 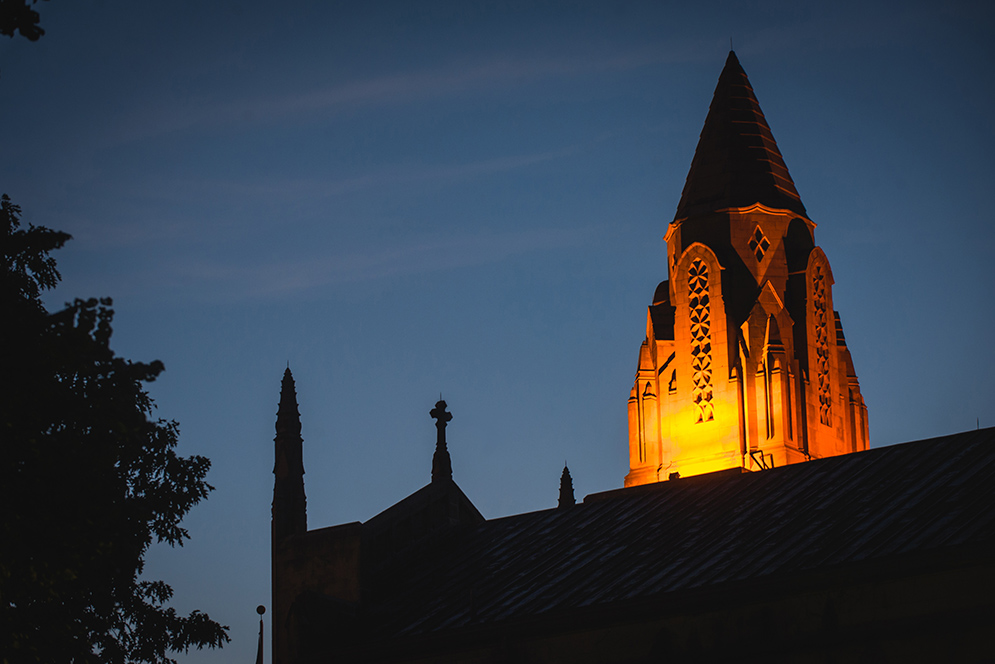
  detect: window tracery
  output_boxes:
[813,264,832,426]
[688,258,714,423]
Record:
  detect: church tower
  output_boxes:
[625,52,869,486]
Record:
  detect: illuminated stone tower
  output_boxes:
[625,52,869,486]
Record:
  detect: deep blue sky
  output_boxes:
[2,1,993,661]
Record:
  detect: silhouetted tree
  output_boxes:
[0,193,229,663]
[0,0,47,41]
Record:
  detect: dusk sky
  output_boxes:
[2,1,993,661]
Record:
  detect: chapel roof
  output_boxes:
[361,427,995,642]
[675,51,807,220]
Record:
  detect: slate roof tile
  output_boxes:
[363,428,995,640]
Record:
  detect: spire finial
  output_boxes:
[558,464,575,508]
[430,399,453,483]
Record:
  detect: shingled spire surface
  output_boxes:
[675,51,806,220]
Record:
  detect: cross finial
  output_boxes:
[430,399,452,429]
[430,400,453,483]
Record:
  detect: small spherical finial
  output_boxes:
[256,605,266,615]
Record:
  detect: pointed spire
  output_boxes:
[276,368,302,439]
[429,399,453,484]
[675,51,807,221]
[558,465,575,508]
[273,368,306,541]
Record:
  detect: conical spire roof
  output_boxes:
[674,51,806,221]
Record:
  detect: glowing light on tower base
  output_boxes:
[625,54,869,486]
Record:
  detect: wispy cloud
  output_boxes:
[69,145,579,251]
[104,42,712,145]
[202,147,577,199]
[171,226,594,300]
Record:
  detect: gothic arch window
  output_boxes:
[688,258,714,423]
[813,263,832,426]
